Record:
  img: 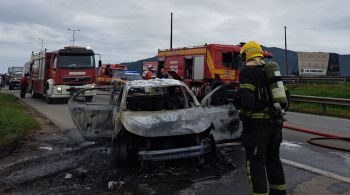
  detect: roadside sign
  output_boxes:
[298,52,329,76]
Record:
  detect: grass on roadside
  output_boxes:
[0,93,40,148]
[288,102,350,118]
[287,84,350,99]
[286,84,350,118]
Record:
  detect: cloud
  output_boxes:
[1,0,350,72]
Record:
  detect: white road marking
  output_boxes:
[281,158,350,184]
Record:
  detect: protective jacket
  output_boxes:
[239,60,272,122]
[20,76,29,87]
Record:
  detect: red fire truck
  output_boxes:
[157,43,272,94]
[96,64,127,86]
[29,46,98,104]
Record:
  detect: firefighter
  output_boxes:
[20,73,29,99]
[144,65,153,79]
[159,68,169,79]
[104,64,112,77]
[238,41,287,195]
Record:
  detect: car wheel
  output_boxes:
[140,160,152,171]
[209,135,217,158]
[114,137,129,168]
[204,134,217,165]
[31,89,38,98]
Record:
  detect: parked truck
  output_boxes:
[28,46,98,104]
[8,66,23,75]
[157,43,272,97]
[7,66,24,90]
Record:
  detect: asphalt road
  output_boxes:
[2,88,350,194]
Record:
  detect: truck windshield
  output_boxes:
[14,72,22,78]
[112,69,125,78]
[58,55,95,69]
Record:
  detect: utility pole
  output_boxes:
[67,28,81,46]
[170,12,173,49]
[38,38,44,51]
[284,26,288,75]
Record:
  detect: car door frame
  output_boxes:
[68,87,115,141]
[201,83,241,143]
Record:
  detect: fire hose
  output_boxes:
[283,123,350,152]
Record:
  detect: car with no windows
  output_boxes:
[68,79,241,166]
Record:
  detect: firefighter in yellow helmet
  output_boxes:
[238,41,287,195]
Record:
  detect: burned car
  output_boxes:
[68,79,241,166]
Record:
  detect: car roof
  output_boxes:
[126,79,183,88]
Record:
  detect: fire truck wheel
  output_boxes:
[31,90,39,98]
[85,96,93,102]
[45,92,53,104]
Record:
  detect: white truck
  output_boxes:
[8,66,23,75]
[8,66,24,90]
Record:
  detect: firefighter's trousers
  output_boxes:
[20,86,27,98]
[242,120,286,195]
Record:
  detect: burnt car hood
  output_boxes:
[121,107,211,137]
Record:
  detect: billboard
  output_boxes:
[297,52,329,76]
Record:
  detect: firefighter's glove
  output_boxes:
[274,109,285,118]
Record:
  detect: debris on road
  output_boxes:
[65,173,72,179]
[108,180,125,190]
[192,175,220,183]
[39,146,53,151]
[74,167,88,178]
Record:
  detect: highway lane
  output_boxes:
[2,88,350,194]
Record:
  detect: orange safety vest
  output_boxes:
[144,70,152,79]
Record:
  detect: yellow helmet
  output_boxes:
[240,41,263,63]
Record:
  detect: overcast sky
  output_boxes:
[1,0,350,73]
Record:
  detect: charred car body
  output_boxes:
[68,79,241,166]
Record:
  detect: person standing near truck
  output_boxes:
[159,68,169,79]
[144,65,153,80]
[20,73,29,98]
[238,41,287,195]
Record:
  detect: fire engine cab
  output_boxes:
[29,46,97,104]
[157,44,272,95]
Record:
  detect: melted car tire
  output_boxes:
[204,135,217,164]
[209,135,217,158]
[114,137,129,168]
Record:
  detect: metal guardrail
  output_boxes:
[290,95,350,112]
[282,76,350,85]
[290,95,350,106]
